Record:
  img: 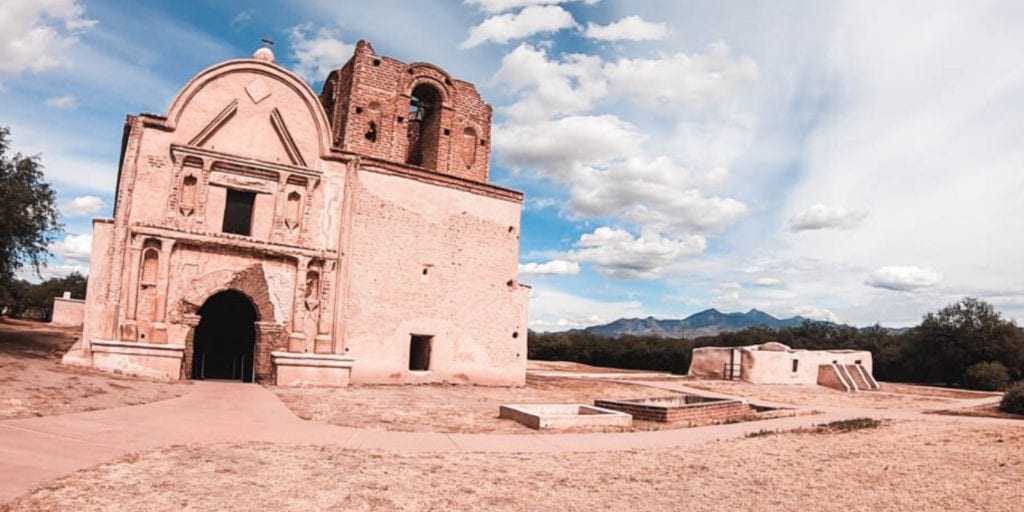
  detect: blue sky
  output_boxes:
[3,0,1024,329]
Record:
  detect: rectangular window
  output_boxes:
[222,189,256,236]
[409,335,433,371]
[792,359,799,372]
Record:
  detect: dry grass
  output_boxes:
[273,375,757,433]
[0,319,187,419]
[681,378,957,409]
[878,382,1001,399]
[527,360,663,375]
[5,420,1023,512]
[930,404,1024,420]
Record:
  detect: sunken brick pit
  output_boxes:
[594,395,754,424]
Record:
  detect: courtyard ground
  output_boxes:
[4,419,1022,512]
[1,320,1021,511]
[0,318,187,419]
[274,374,790,433]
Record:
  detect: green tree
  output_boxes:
[912,297,1024,385]
[0,126,62,290]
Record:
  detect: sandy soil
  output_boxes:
[0,319,187,419]
[680,379,957,409]
[274,375,770,433]
[5,420,1022,512]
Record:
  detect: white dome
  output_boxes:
[253,46,275,63]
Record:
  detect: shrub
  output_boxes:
[963,361,1011,391]
[815,418,882,433]
[1000,381,1024,415]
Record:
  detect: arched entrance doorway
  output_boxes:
[191,290,257,382]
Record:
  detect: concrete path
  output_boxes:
[0,380,1017,502]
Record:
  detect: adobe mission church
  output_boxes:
[62,41,530,387]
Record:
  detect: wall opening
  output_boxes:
[792,359,799,372]
[409,334,433,371]
[406,83,443,169]
[222,189,256,236]
[191,290,257,382]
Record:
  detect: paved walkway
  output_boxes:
[0,380,1014,501]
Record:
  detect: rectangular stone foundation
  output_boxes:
[594,395,753,424]
[271,352,355,387]
[90,339,185,380]
[499,404,632,430]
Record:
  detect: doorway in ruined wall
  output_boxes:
[191,290,257,382]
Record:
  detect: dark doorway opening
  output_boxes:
[222,189,256,236]
[191,290,257,382]
[409,334,433,371]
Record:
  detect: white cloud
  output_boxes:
[493,115,644,178]
[494,42,757,119]
[754,277,783,287]
[866,266,943,292]
[583,15,669,42]
[288,24,353,84]
[461,5,577,48]
[465,0,598,15]
[569,227,706,279]
[787,305,840,323]
[0,0,96,78]
[789,204,867,232]
[568,156,747,234]
[527,283,644,331]
[50,233,92,264]
[602,41,758,107]
[18,263,89,281]
[518,259,580,276]
[493,44,606,121]
[230,10,253,28]
[44,95,76,108]
[61,195,104,217]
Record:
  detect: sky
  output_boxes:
[2,0,1023,330]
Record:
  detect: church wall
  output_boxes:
[341,169,528,386]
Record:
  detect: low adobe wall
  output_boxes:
[51,296,85,326]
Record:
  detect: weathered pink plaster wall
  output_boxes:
[689,344,873,386]
[51,295,85,326]
[65,45,529,387]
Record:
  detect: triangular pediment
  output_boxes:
[187,99,308,167]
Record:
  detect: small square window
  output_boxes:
[409,335,432,371]
[223,189,256,236]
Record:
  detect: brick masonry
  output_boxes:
[594,398,753,424]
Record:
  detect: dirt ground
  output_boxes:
[0,318,187,419]
[930,404,1024,420]
[681,378,959,409]
[273,375,766,433]
[5,420,1022,512]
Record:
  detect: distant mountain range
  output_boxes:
[573,308,909,339]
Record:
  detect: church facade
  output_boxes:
[62,41,530,387]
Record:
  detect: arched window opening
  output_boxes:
[462,126,478,170]
[365,101,382,143]
[406,83,443,169]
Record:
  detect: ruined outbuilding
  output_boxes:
[688,342,879,392]
[62,41,530,387]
